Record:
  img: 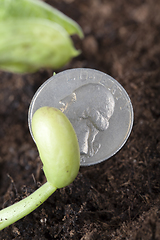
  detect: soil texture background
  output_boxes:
[0,0,160,239]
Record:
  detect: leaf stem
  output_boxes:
[0,181,57,230]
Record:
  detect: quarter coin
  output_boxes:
[28,68,134,166]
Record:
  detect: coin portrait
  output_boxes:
[59,83,115,162]
[28,68,134,166]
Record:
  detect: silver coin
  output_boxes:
[28,68,134,166]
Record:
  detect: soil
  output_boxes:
[0,0,160,239]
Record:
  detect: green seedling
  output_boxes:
[0,107,80,230]
[0,0,83,73]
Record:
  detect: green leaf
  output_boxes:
[0,0,83,38]
[0,19,80,73]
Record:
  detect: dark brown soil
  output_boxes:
[0,0,160,239]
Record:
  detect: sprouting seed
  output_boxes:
[0,107,80,230]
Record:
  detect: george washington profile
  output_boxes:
[59,83,115,159]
